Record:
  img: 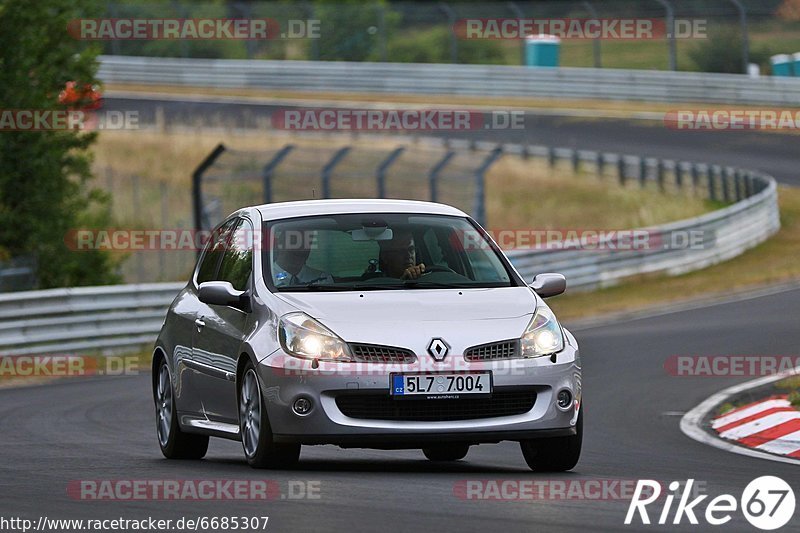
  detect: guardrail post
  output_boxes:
[708,165,719,202]
[192,143,226,238]
[261,144,295,205]
[722,168,732,203]
[596,152,604,179]
[571,150,580,174]
[429,150,456,203]
[734,170,743,202]
[474,147,504,227]
[675,162,684,190]
[744,172,753,198]
[639,157,647,188]
[376,147,405,199]
[656,160,665,192]
[321,147,352,199]
[691,163,700,194]
[617,156,626,186]
[548,147,557,168]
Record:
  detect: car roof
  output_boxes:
[253,199,469,221]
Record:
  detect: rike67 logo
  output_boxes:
[625,477,795,530]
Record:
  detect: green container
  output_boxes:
[771,54,793,77]
[525,35,561,67]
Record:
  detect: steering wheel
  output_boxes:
[421,265,455,275]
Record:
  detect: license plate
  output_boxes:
[390,372,492,399]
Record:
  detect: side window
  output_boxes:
[196,219,236,284]
[218,218,253,291]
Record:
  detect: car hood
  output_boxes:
[272,286,538,352]
[274,286,537,323]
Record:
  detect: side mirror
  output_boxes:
[198,281,250,311]
[530,273,566,298]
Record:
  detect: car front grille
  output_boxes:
[335,389,536,421]
[349,343,417,364]
[464,339,520,361]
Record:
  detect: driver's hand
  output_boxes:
[400,263,426,280]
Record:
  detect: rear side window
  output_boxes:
[218,218,253,291]
[196,219,236,284]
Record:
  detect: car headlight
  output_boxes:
[520,306,564,357]
[278,312,353,362]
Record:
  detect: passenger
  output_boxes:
[272,230,333,286]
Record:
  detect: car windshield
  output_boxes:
[263,213,518,291]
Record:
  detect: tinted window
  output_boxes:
[196,219,236,284]
[264,213,517,291]
[218,218,253,291]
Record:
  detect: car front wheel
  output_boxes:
[239,361,300,469]
[155,359,209,459]
[520,409,582,472]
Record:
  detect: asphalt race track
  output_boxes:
[2,96,795,532]
[2,287,799,532]
[105,95,800,186]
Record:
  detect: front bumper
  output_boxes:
[257,344,581,447]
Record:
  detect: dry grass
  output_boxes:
[93,128,709,232]
[549,185,800,322]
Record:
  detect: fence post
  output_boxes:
[321,147,351,199]
[617,156,626,186]
[675,162,684,190]
[474,147,504,227]
[429,151,456,203]
[691,163,700,194]
[192,143,226,239]
[596,152,604,179]
[261,144,295,205]
[656,159,665,192]
[571,149,580,174]
[376,147,405,198]
[548,147,557,168]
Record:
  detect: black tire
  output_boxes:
[154,358,209,460]
[239,360,300,469]
[520,410,582,472]
[422,444,470,461]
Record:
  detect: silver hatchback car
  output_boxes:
[153,199,582,470]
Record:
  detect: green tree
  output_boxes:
[0,0,120,288]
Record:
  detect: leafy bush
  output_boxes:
[0,0,120,288]
[386,26,507,65]
[688,25,774,74]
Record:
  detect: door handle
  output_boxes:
[195,318,206,331]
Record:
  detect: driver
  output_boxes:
[378,229,426,280]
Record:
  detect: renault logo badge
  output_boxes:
[427,338,450,361]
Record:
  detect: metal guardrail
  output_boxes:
[98,55,800,106]
[0,140,779,356]
[0,283,183,356]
